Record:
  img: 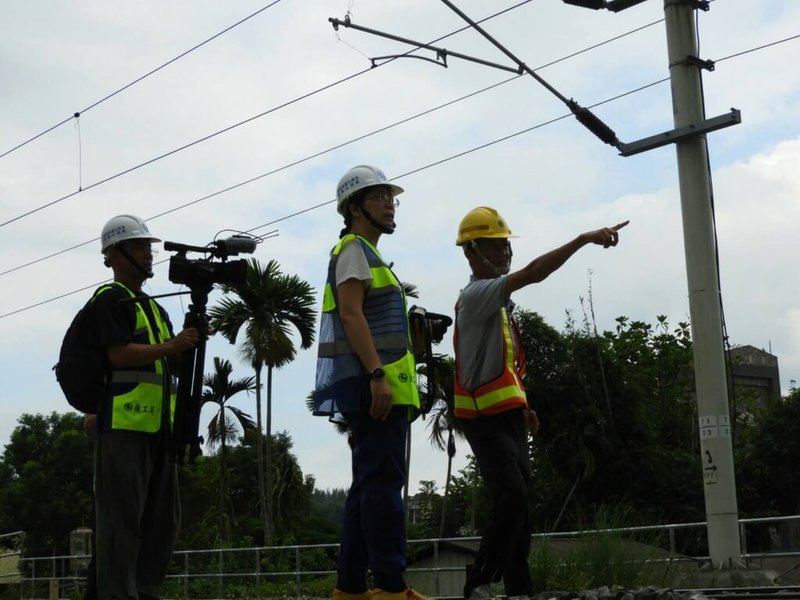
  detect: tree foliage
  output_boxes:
[209,258,317,544]
[201,356,257,544]
[520,309,704,530]
[3,308,799,559]
[0,412,94,555]
[0,411,341,556]
[736,385,800,517]
[424,307,799,546]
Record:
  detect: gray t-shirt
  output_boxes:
[455,275,517,392]
[335,238,372,287]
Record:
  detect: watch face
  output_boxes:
[370,368,385,380]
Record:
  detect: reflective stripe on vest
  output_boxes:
[315,234,419,410]
[454,307,527,419]
[106,283,176,433]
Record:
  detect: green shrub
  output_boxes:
[530,505,675,591]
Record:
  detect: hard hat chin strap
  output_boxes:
[117,245,154,280]
[361,206,395,235]
[468,240,508,277]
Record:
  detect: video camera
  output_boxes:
[164,235,257,290]
[408,305,453,362]
[162,234,258,464]
[408,305,453,415]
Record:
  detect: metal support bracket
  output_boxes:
[618,109,741,157]
[665,0,710,10]
[684,54,716,71]
[686,0,710,10]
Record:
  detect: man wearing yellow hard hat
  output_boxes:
[452,206,628,600]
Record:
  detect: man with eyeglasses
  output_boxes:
[313,166,428,600]
[453,206,628,600]
[91,214,199,599]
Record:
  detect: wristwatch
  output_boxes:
[369,367,386,381]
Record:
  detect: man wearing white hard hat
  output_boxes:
[313,166,427,600]
[92,214,199,600]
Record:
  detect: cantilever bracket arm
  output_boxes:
[334,9,737,155]
[328,16,523,76]
[617,109,741,157]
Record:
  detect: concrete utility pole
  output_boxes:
[663,0,741,568]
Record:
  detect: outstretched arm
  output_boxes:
[506,221,628,294]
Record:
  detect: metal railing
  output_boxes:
[12,515,800,599]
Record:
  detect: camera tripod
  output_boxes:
[170,282,212,465]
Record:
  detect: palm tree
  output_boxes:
[209,258,316,543]
[202,356,257,543]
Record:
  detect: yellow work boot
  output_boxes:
[404,588,430,600]
[372,588,429,600]
[332,590,372,600]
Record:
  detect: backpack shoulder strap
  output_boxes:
[89,281,133,305]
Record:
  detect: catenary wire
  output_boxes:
[0,67,372,229]
[0,29,793,319]
[0,1,286,161]
[715,33,800,62]
[0,14,663,278]
[0,1,534,230]
[0,76,670,320]
[244,79,670,236]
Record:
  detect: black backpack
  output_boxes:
[54,284,118,414]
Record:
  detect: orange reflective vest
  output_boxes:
[454,306,527,419]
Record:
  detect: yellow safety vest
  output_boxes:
[103,283,177,433]
[314,234,419,413]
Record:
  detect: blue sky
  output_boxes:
[1,0,799,493]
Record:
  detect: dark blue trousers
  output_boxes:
[337,406,409,593]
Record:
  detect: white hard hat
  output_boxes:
[335,165,404,216]
[100,214,161,252]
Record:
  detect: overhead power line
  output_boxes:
[0,65,374,229]
[0,0,286,161]
[1,15,664,279]
[1,29,792,319]
[715,33,800,62]
[0,1,533,231]
[0,75,671,321]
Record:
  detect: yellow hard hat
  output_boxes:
[456,206,515,246]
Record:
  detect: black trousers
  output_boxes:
[459,408,533,598]
[95,430,180,600]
